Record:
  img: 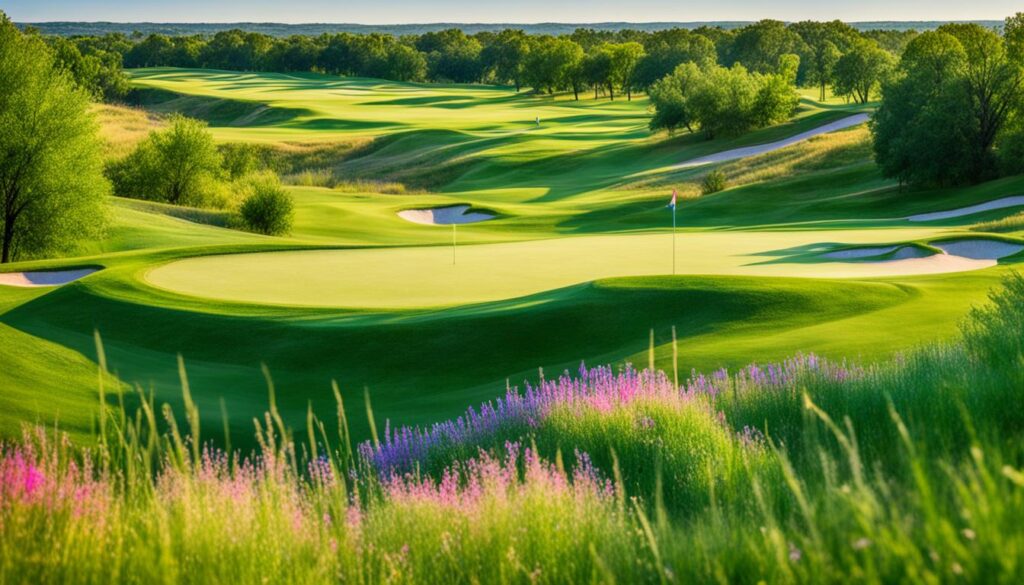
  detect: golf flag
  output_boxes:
[668,189,678,274]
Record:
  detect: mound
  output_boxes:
[0,268,99,288]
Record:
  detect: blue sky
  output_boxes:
[5,0,1020,23]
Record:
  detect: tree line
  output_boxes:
[37,20,919,103]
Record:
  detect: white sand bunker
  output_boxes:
[822,245,928,260]
[674,114,870,169]
[398,204,495,226]
[0,268,99,288]
[931,239,1024,260]
[908,196,1024,222]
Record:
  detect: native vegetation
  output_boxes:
[0,15,108,263]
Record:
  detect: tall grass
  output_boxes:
[1,274,1022,583]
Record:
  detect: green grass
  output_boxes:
[1,274,1022,584]
[1,67,1022,448]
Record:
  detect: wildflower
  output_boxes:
[962,528,976,541]
[788,542,802,562]
[951,562,964,575]
[853,537,872,550]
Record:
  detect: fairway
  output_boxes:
[1,66,1022,446]
[147,227,987,308]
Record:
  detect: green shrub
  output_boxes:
[701,170,727,194]
[239,174,294,235]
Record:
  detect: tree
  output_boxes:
[239,174,294,235]
[872,22,1024,186]
[649,61,798,138]
[523,37,583,95]
[633,29,716,90]
[583,50,612,99]
[110,115,224,206]
[481,29,530,91]
[0,15,108,263]
[648,62,701,134]
[833,39,895,103]
[806,40,841,101]
[727,20,808,75]
[607,42,645,100]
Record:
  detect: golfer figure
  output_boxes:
[535,115,540,126]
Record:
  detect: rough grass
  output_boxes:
[0,274,1021,584]
[973,211,1024,233]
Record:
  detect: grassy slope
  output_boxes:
[0,68,1021,443]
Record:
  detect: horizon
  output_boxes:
[6,0,1021,25]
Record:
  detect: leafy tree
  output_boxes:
[417,29,482,83]
[649,62,798,138]
[872,21,1024,186]
[607,42,645,100]
[633,29,716,90]
[648,62,701,134]
[523,37,583,95]
[239,174,294,235]
[833,39,895,103]
[0,15,108,263]
[110,115,224,206]
[806,40,841,101]
[727,20,808,75]
[481,29,530,91]
[583,50,612,100]
[49,37,130,101]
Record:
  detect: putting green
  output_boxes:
[146,228,976,308]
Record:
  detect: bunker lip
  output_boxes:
[673,113,870,169]
[0,267,100,288]
[931,238,1024,260]
[397,204,496,225]
[907,196,1024,222]
[821,245,931,261]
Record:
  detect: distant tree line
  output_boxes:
[32,20,921,104]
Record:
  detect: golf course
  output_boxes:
[4,10,1024,583]
[1,65,1022,444]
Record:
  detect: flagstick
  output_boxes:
[672,203,677,275]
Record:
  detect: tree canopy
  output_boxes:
[872,18,1024,186]
[0,15,108,263]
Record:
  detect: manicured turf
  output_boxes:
[1,67,1021,444]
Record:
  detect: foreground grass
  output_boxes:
[1,274,1021,583]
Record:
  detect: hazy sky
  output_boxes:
[5,0,1020,23]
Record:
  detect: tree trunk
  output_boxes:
[594,86,599,99]
[1,219,13,264]
[573,84,579,101]
[820,82,826,102]
[627,87,632,101]
[514,79,520,92]
[608,83,614,101]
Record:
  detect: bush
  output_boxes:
[239,175,294,235]
[701,170,727,194]
[108,114,224,207]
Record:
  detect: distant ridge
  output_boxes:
[18,20,1005,37]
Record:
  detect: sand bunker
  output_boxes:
[674,114,870,169]
[908,196,1024,222]
[931,239,1024,260]
[0,268,98,287]
[398,204,495,225]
